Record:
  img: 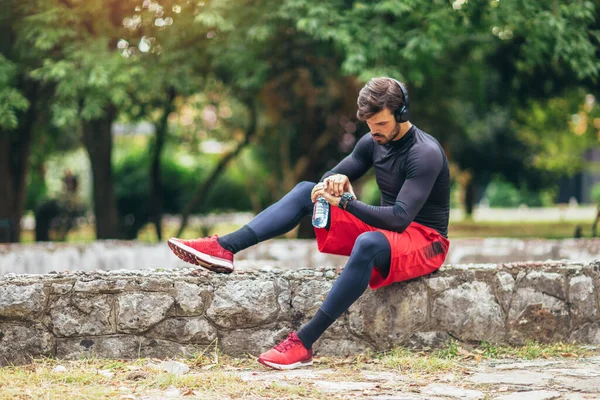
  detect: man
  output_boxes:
[168,76,450,370]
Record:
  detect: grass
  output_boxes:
[448,220,593,239]
[1,341,597,399]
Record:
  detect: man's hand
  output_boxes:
[311,185,342,207]
[323,174,355,197]
[312,180,357,208]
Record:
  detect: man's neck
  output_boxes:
[392,122,413,141]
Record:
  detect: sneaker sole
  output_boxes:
[257,358,313,370]
[168,238,234,274]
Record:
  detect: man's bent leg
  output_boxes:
[168,181,316,272]
[258,231,390,369]
[297,231,390,349]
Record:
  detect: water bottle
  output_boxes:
[312,196,329,228]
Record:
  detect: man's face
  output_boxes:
[365,108,401,145]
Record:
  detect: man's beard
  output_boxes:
[374,124,401,145]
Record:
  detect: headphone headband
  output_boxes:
[390,78,409,123]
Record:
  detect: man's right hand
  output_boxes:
[311,182,326,202]
[323,174,353,197]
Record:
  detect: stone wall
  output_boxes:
[1,259,599,365]
[2,238,600,275]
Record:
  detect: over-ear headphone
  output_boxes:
[390,78,410,123]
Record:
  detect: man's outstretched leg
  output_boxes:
[258,231,390,370]
[168,181,317,273]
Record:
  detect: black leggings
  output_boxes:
[247,181,317,241]
[240,181,391,348]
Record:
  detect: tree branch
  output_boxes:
[175,98,258,237]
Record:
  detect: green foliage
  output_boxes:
[113,146,255,238]
[0,55,29,130]
[483,176,556,208]
[436,340,460,359]
[25,165,48,211]
[591,183,600,204]
[360,177,381,206]
[516,90,600,175]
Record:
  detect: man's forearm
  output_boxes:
[345,200,411,233]
[319,170,337,182]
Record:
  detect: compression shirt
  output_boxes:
[321,125,450,237]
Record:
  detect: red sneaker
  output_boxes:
[258,332,313,370]
[167,236,234,273]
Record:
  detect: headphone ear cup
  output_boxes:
[395,105,407,122]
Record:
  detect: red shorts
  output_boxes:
[314,206,449,290]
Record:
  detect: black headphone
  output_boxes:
[390,78,410,123]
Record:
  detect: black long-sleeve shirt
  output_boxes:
[322,126,450,237]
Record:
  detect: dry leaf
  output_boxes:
[475,354,483,363]
[182,389,195,396]
[458,347,472,357]
[561,352,577,358]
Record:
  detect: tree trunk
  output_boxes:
[150,87,176,241]
[82,106,122,239]
[0,82,38,243]
[0,131,30,242]
[464,177,476,218]
[176,100,258,237]
[592,205,600,238]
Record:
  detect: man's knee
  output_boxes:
[294,181,316,195]
[353,231,388,256]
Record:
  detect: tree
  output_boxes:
[281,0,600,214]
[32,0,145,239]
[0,0,55,242]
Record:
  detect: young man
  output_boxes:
[168,76,450,370]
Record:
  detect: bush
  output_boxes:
[482,177,555,208]
[34,197,87,241]
[591,183,600,204]
[360,178,381,206]
[113,148,256,238]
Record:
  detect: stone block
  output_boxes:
[73,279,129,293]
[508,288,569,343]
[520,270,566,300]
[137,278,174,292]
[56,335,200,359]
[274,277,292,316]
[148,317,217,344]
[0,323,55,366]
[568,275,597,323]
[425,276,457,293]
[291,280,332,314]
[51,282,75,295]
[206,280,279,328]
[49,294,114,336]
[220,326,289,356]
[432,281,505,342]
[0,284,46,320]
[404,331,451,349]
[348,280,428,346]
[315,338,372,357]
[569,322,600,344]
[495,271,516,312]
[116,293,174,333]
[174,281,212,315]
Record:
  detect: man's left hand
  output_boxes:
[311,186,342,208]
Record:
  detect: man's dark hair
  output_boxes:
[356,77,408,121]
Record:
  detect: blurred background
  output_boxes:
[1,0,599,244]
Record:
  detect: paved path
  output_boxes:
[235,357,600,399]
[137,356,600,399]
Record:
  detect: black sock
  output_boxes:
[217,225,259,254]
[296,309,336,350]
